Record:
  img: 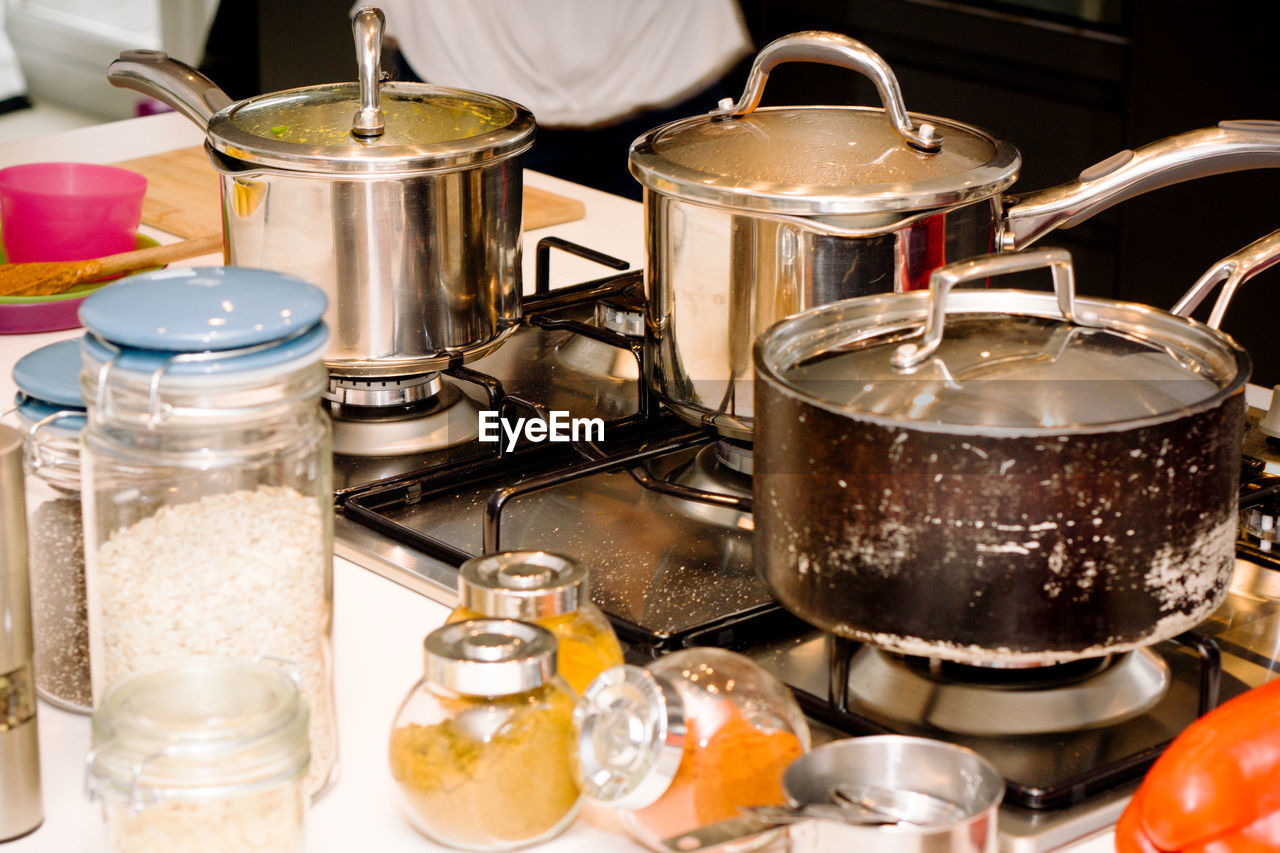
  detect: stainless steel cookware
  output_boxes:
[753,234,1280,665]
[632,30,1280,439]
[107,7,535,378]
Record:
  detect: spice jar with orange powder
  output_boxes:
[447,551,623,695]
[571,648,810,850]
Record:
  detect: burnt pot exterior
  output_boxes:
[753,380,1245,664]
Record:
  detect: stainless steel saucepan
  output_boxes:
[632,30,1280,439]
[108,7,535,379]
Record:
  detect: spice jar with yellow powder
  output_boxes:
[389,618,580,850]
[447,551,623,695]
[572,648,810,851]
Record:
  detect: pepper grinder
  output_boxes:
[0,424,43,840]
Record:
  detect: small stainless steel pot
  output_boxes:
[752,232,1280,664]
[107,7,534,378]
[632,30,1280,439]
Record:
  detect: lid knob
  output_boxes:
[351,6,386,138]
[458,551,588,619]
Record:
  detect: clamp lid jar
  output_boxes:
[12,338,90,712]
[78,266,337,797]
[389,619,581,850]
[86,657,310,853]
[448,551,624,694]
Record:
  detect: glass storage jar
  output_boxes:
[389,618,581,850]
[11,338,91,712]
[78,266,336,797]
[86,657,310,853]
[573,648,810,850]
[446,551,624,695]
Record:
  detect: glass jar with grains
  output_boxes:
[77,267,336,797]
[572,648,810,850]
[9,338,91,712]
[389,618,581,850]
[447,551,624,695]
[86,657,310,853]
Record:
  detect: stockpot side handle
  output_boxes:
[1172,229,1280,330]
[891,247,1103,370]
[350,6,386,138]
[1002,120,1280,251]
[707,31,941,152]
[107,50,233,126]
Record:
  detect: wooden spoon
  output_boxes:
[0,233,223,298]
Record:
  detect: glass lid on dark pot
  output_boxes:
[629,31,1020,215]
[757,248,1251,435]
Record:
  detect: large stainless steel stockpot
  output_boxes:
[632,30,1280,439]
[753,234,1280,665]
[107,8,534,378]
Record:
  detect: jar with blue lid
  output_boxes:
[77,266,337,798]
[11,337,92,712]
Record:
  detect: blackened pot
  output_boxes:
[753,247,1256,664]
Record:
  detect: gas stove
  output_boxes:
[332,239,1280,853]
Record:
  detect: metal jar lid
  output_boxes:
[629,31,1019,215]
[424,619,557,697]
[458,551,588,620]
[87,658,310,804]
[572,665,687,810]
[204,8,534,174]
[756,248,1251,436]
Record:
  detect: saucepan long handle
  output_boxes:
[708,31,940,152]
[107,50,232,127]
[1171,229,1280,330]
[1002,120,1280,251]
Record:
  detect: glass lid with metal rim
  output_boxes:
[628,31,1020,214]
[757,248,1251,434]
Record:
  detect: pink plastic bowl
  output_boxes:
[0,162,147,263]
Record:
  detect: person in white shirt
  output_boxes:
[369,0,753,198]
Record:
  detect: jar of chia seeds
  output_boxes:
[86,657,310,853]
[78,266,336,798]
[12,338,91,712]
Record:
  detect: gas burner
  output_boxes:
[662,440,753,530]
[324,373,445,409]
[552,295,643,382]
[325,375,480,457]
[846,646,1171,736]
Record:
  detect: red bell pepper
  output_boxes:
[1115,676,1280,852]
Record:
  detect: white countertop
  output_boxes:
[0,112,1118,853]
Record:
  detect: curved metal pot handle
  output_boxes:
[1003,120,1280,250]
[107,50,233,127]
[892,247,1103,370]
[1171,229,1280,330]
[708,31,941,152]
[350,6,386,138]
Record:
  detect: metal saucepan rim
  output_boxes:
[207,82,536,173]
[754,288,1251,437]
[629,106,1021,215]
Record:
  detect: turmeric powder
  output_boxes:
[626,701,805,842]
[446,606,623,695]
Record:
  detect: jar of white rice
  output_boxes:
[78,266,336,797]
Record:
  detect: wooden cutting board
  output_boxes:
[110,146,587,239]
